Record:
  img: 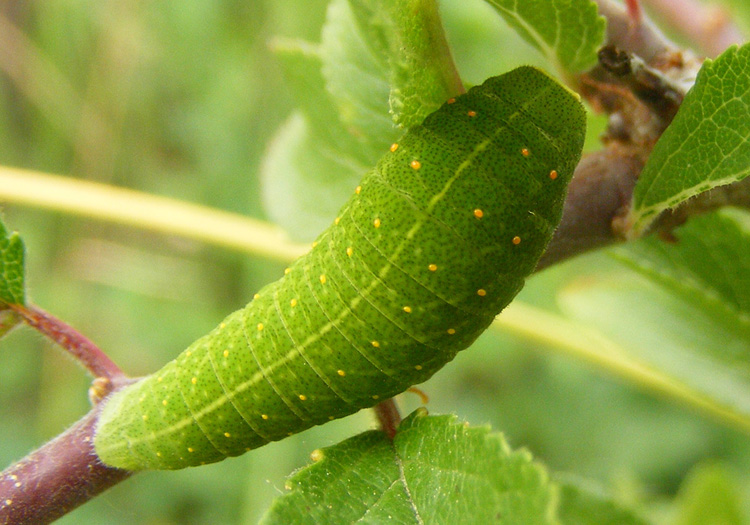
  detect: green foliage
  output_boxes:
[261,410,556,524]
[629,43,750,237]
[483,0,606,74]
[0,217,25,307]
[1,0,750,523]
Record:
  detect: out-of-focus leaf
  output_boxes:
[556,474,652,525]
[628,44,750,237]
[483,0,605,74]
[673,463,745,525]
[263,0,459,240]
[260,410,555,524]
[554,209,750,433]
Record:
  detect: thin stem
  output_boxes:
[373,399,402,440]
[11,304,122,380]
[0,166,309,264]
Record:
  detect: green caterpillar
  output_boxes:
[94,66,585,470]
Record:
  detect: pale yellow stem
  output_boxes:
[0,166,308,263]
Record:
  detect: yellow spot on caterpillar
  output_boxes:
[284,267,291,275]
[287,432,294,436]
[312,241,318,248]
[355,185,361,194]
[415,364,423,370]
[512,236,522,245]
[371,340,380,348]
[467,110,477,117]
[410,159,421,170]
[253,293,260,300]
[373,218,381,228]
[428,264,438,272]
[319,274,327,284]
[549,169,558,180]
[447,328,456,335]
[162,399,167,406]
[337,369,346,376]
[142,414,148,421]
[299,394,307,401]
[223,350,229,357]
[334,217,340,225]
[156,452,162,457]
[521,147,530,157]
[186,351,192,357]
[224,432,231,438]
[311,449,324,462]
[188,447,194,453]
[290,298,298,307]
[328,415,335,420]
[390,143,399,152]
[372,395,380,400]
[261,414,269,420]
[346,246,353,257]
[220,322,226,329]
[473,209,484,219]
[447,97,456,104]
[191,377,198,384]
[157,376,163,382]
[477,289,487,297]
[403,306,412,313]
[257,323,264,331]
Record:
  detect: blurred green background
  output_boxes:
[1,1,749,523]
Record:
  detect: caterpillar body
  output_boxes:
[94,66,585,470]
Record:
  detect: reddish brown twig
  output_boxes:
[11,303,123,381]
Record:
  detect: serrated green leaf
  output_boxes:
[556,475,652,525]
[260,410,556,524]
[0,218,25,307]
[628,44,750,237]
[483,0,605,75]
[555,209,750,432]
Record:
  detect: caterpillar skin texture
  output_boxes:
[94,66,585,470]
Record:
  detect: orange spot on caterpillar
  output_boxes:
[371,340,380,348]
[337,369,346,377]
[299,394,307,401]
[414,364,423,370]
[428,264,438,272]
[407,386,430,404]
[373,218,381,228]
[521,148,530,157]
[390,143,399,152]
[467,110,477,117]
[549,169,558,180]
[447,328,456,335]
[512,236,522,245]
[477,289,487,297]
[447,97,456,104]
[403,306,412,313]
[473,209,483,219]
[261,414,269,420]
[410,160,421,170]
